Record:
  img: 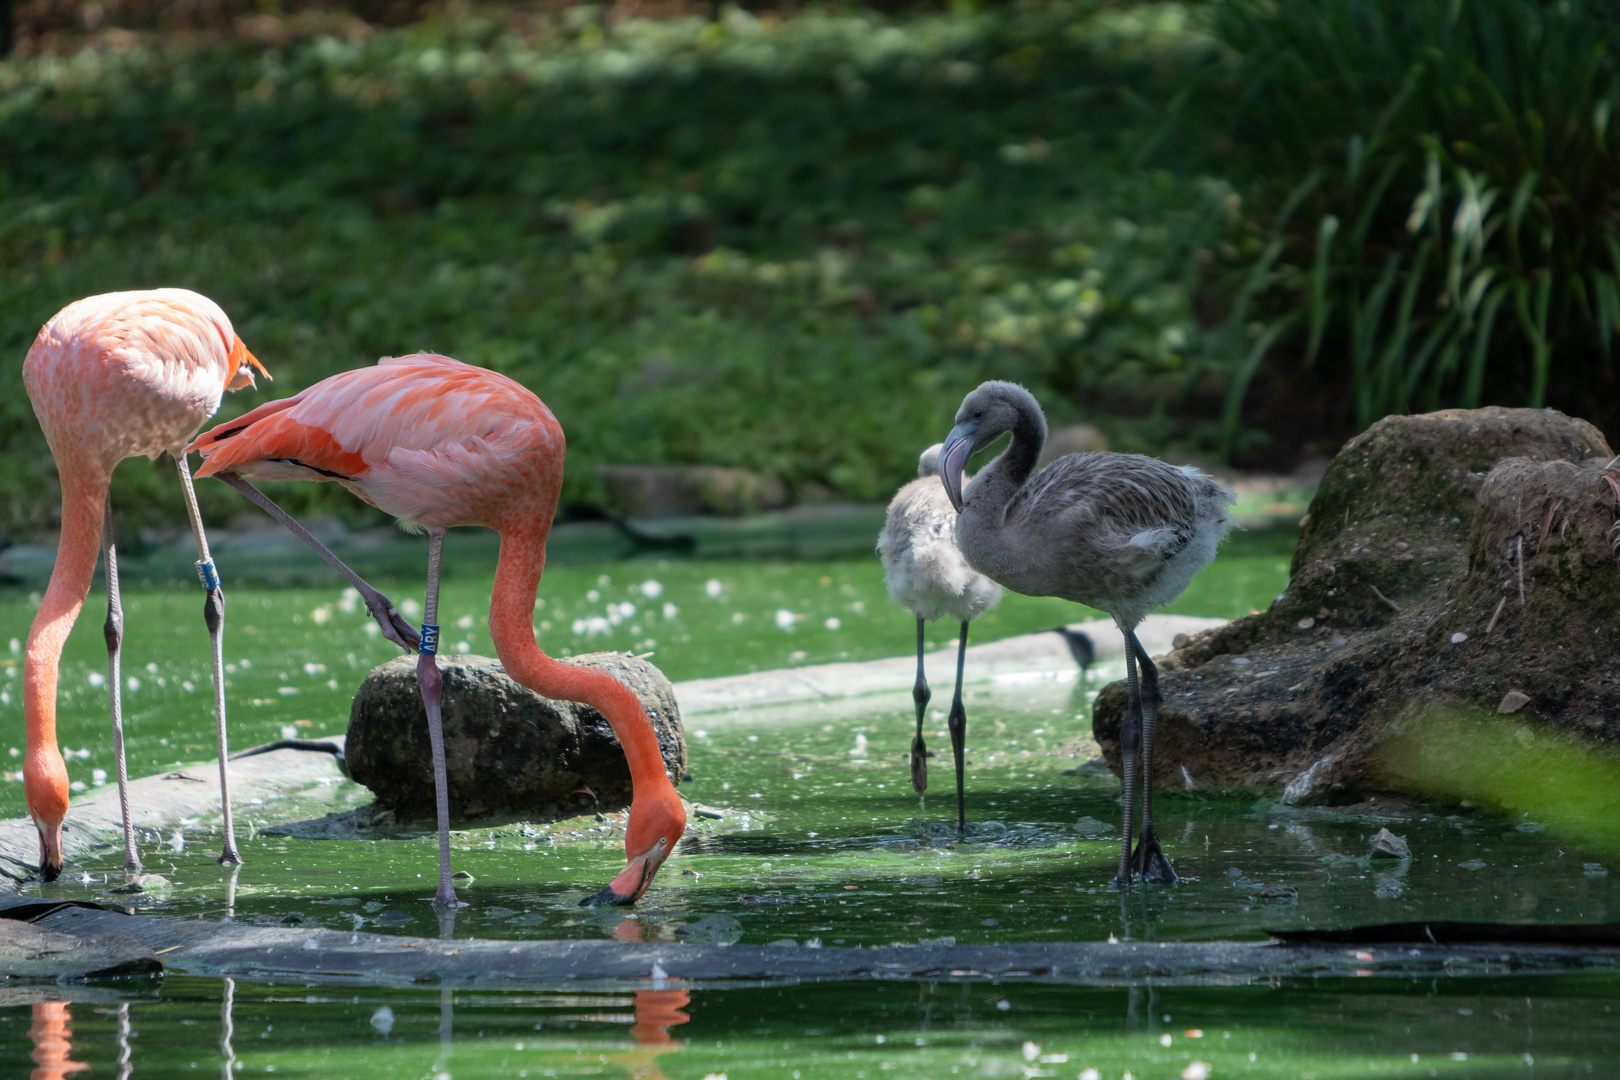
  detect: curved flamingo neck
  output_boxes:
[25,470,107,759]
[486,528,676,796]
[966,399,1047,527]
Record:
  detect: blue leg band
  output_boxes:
[195,559,221,591]
[419,623,440,656]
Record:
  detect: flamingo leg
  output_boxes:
[910,616,931,796]
[176,455,243,866]
[100,496,141,873]
[1128,633,1177,884]
[419,530,464,907]
[212,471,420,652]
[947,619,970,833]
[1114,632,1142,887]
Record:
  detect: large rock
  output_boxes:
[347,653,685,820]
[0,919,161,979]
[1094,406,1619,801]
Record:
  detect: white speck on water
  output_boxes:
[586,589,601,603]
[278,686,299,696]
[145,662,159,675]
[849,734,868,758]
[731,612,746,625]
[705,579,723,598]
[303,663,326,676]
[92,768,107,786]
[663,602,679,620]
[400,599,422,618]
[456,615,475,629]
[69,781,85,792]
[87,672,106,688]
[370,1006,395,1034]
[775,609,797,631]
[182,680,196,692]
[824,617,841,631]
[641,579,664,599]
[281,725,299,740]
[8,639,18,654]
[455,641,470,654]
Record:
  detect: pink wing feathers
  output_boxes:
[189,354,565,531]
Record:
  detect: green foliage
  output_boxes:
[1204,0,1620,435]
[0,2,1230,535]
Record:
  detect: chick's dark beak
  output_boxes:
[939,420,979,511]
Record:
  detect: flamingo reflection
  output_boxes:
[29,1002,88,1080]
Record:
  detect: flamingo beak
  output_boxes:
[36,819,63,883]
[579,836,671,908]
[225,337,271,391]
[940,420,979,512]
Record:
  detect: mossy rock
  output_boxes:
[346,652,684,821]
[1094,407,1620,801]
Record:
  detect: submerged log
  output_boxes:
[1094,406,1620,801]
[346,652,685,821]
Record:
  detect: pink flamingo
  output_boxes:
[188,352,687,907]
[23,289,268,880]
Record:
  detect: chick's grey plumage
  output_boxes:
[878,445,1002,830]
[939,380,1233,885]
[984,451,1230,627]
[879,444,1003,624]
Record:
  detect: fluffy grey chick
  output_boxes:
[878,443,1002,832]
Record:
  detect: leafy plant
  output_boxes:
[1204,0,1620,437]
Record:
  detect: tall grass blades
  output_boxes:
[1207,0,1620,436]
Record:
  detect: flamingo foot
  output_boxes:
[1129,825,1178,885]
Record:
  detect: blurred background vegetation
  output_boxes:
[2,0,1617,539]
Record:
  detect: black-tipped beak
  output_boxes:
[579,884,635,908]
[40,860,62,884]
[939,421,978,512]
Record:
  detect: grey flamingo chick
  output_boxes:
[877,444,1002,831]
[938,382,1232,885]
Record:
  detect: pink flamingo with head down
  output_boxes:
[188,352,687,907]
[22,289,268,881]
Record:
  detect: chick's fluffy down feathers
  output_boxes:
[879,466,1002,625]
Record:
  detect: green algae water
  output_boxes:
[4,974,1618,1078]
[0,540,1292,822]
[26,680,1620,947]
[7,545,1620,1076]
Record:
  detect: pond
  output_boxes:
[5,538,1619,1076]
[5,972,1618,1078]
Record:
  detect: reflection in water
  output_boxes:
[220,978,237,1080]
[608,989,691,1080]
[115,1002,131,1080]
[29,1003,88,1080]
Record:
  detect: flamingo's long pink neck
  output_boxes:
[24,472,105,764]
[486,526,675,795]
